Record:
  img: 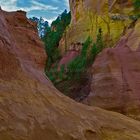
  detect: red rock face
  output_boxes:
[1,9,140,140]
[0,10,47,83]
[58,50,79,67]
[86,20,140,120]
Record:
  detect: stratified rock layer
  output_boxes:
[86,19,140,120]
[1,9,140,140]
[59,0,134,54]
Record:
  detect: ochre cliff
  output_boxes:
[1,9,140,140]
[86,19,140,120]
[59,0,135,54]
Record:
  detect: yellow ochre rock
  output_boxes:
[59,0,134,54]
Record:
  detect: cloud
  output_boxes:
[0,0,18,11]
[63,0,69,9]
[0,0,69,25]
[29,1,58,11]
[0,0,58,12]
[43,17,57,25]
[28,14,56,25]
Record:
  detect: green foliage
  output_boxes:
[46,69,55,82]
[67,37,93,79]
[96,28,104,51]
[45,27,104,83]
[67,28,104,80]
[81,37,92,57]
[87,29,104,65]
[58,65,65,80]
[133,0,140,10]
[67,56,87,79]
[87,28,104,65]
[88,43,98,65]
[43,10,71,68]
[130,0,140,20]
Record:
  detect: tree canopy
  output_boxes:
[43,10,71,68]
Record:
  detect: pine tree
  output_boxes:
[96,28,104,52]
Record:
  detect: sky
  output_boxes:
[0,0,69,24]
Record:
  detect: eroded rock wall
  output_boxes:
[86,19,140,120]
[1,9,140,140]
[59,0,134,54]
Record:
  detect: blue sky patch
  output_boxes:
[0,0,69,24]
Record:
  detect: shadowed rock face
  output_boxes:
[86,19,140,120]
[1,9,140,140]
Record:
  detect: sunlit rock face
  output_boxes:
[1,9,140,140]
[59,0,134,54]
[86,19,140,120]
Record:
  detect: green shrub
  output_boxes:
[133,0,140,10]
[96,28,104,51]
[46,28,105,83]
[67,37,92,79]
[58,65,65,80]
[46,70,55,82]
[81,37,92,57]
[67,28,104,80]
[67,56,87,79]
[88,43,98,65]
[43,10,71,69]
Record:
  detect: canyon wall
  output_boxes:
[1,9,140,140]
[58,0,140,120]
[59,0,134,54]
[86,19,140,120]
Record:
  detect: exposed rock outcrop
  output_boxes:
[59,0,134,54]
[1,9,140,140]
[86,19,140,120]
